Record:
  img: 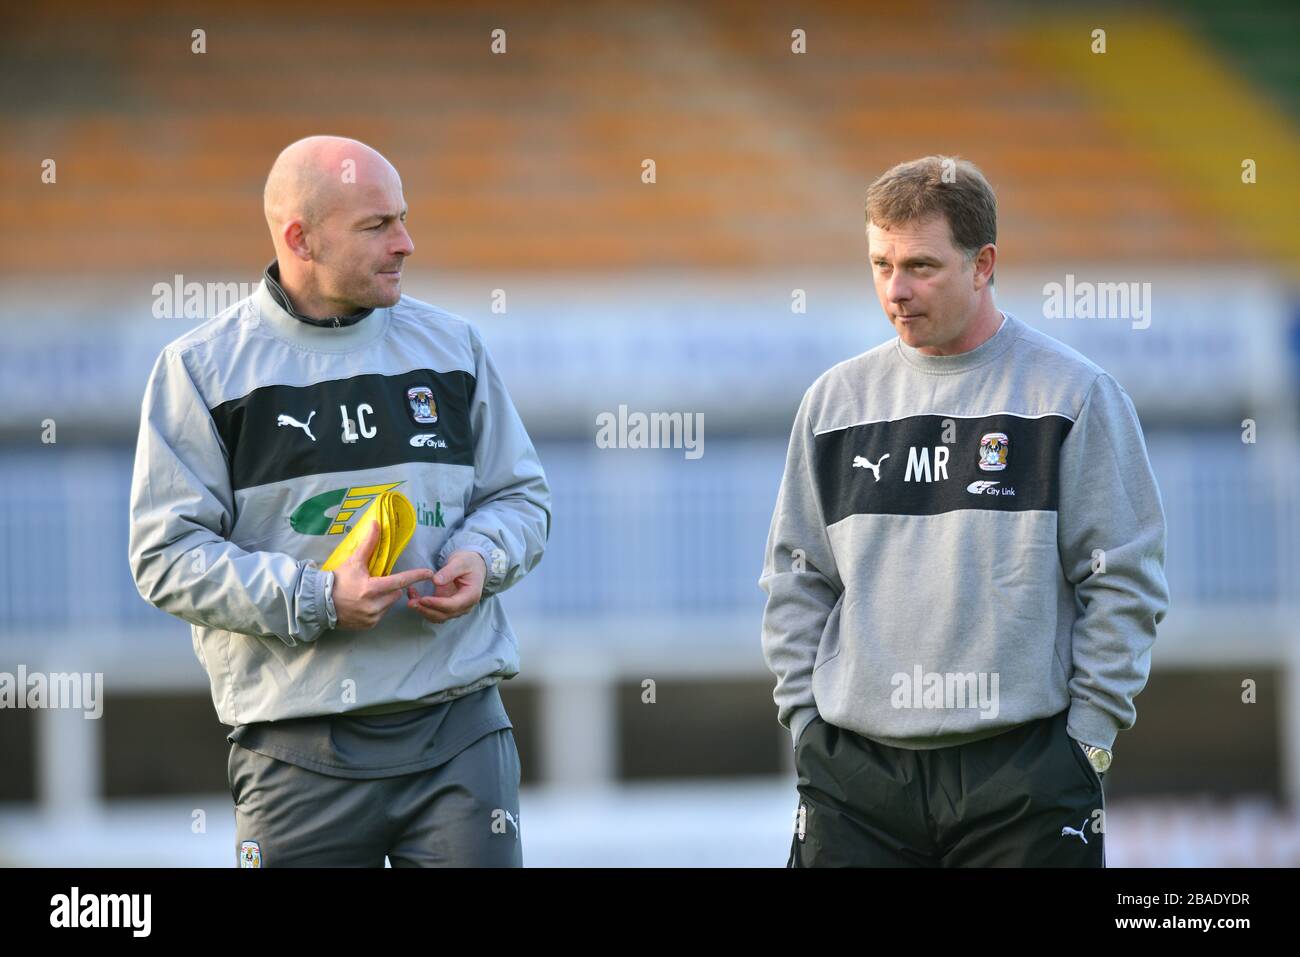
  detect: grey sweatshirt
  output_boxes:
[759,312,1169,753]
[128,275,551,726]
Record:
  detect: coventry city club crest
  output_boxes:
[978,432,1009,471]
[407,386,437,425]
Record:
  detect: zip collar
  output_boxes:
[263,259,374,328]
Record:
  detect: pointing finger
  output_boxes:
[372,567,437,593]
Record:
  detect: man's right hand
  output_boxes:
[330,522,436,631]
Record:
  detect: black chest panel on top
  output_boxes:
[210,369,476,491]
[814,412,1075,523]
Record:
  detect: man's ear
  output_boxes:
[283,221,312,261]
[972,243,996,290]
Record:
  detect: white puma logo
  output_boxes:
[504,810,520,836]
[852,453,889,481]
[1060,819,1089,843]
[277,411,316,442]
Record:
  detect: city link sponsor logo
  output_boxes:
[50,887,150,937]
[289,482,444,536]
[966,479,1015,497]
[890,665,1000,719]
[0,666,103,719]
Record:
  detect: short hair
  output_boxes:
[866,155,997,283]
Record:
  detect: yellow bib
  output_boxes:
[320,490,417,578]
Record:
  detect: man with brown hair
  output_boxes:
[759,155,1169,866]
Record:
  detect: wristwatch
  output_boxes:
[1079,741,1112,775]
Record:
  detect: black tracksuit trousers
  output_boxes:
[789,708,1105,867]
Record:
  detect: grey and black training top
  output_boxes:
[128,260,551,763]
[217,263,514,776]
[759,312,1170,754]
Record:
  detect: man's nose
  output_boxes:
[886,270,911,302]
[393,223,414,258]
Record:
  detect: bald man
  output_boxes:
[129,136,551,867]
[261,136,411,323]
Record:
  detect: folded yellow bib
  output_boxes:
[320,490,417,578]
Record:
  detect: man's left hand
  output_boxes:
[406,550,487,623]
